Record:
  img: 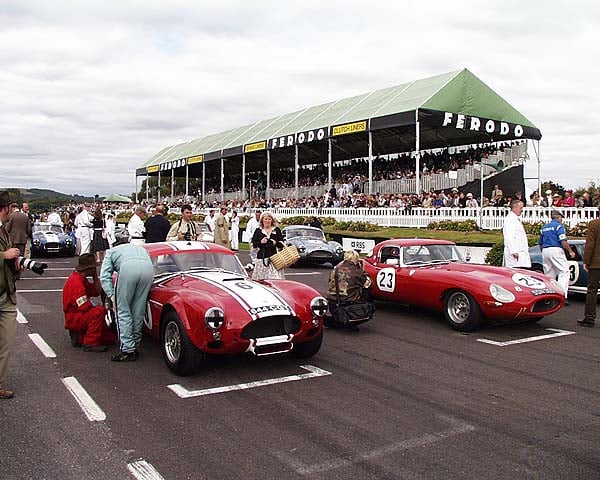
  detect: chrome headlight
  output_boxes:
[335,246,343,254]
[297,245,306,253]
[310,297,328,317]
[489,284,515,303]
[33,239,40,246]
[204,307,225,330]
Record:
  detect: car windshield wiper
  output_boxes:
[404,260,427,265]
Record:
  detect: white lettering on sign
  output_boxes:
[470,117,480,131]
[443,112,453,126]
[456,114,465,129]
[442,111,525,137]
[342,238,375,254]
[270,128,326,149]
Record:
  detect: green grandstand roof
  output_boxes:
[138,68,540,172]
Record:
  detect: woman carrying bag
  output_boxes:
[251,212,285,280]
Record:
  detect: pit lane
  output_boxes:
[2,254,599,479]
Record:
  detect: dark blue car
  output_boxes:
[529,239,588,295]
[31,222,76,257]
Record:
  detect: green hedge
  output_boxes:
[427,220,479,232]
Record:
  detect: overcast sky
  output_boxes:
[1,0,598,197]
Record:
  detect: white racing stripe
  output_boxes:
[127,460,165,480]
[61,376,106,421]
[285,272,322,276]
[16,310,28,324]
[28,333,57,358]
[477,328,575,347]
[168,364,331,398]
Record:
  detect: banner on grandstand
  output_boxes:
[269,127,327,149]
[331,120,368,137]
[188,155,203,164]
[244,141,267,153]
[419,108,542,141]
[159,158,187,172]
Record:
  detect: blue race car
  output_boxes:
[529,239,588,295]
[31,222,76,257]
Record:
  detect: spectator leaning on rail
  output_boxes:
[100,243,154,362]
[0,191,22,399]
[502,199,531,269]
[539,210,575,304]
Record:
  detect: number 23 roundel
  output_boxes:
[376,268,396,292]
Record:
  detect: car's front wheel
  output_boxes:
[161,311,204,376]
[291,329,323,358]
[443,290,482,332]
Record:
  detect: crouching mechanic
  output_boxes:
[63,253,117,352]
[100,243,154,362]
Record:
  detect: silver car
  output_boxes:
[282,226,343,267]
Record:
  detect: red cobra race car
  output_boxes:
[142,241,328,375]
[362,239,565,331]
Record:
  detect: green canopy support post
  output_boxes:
[145,174,149,203]
[415,109,421,195]
[220,157,224,203]
[201,162,205,202]
[170,167,174,201]
[328,138,333,190]
[135,176,138,204]
[157,170,161,203]
[294,144,299,200]
[368,130,373,195]
[241,154,246,199]
[185,163,189,198]
[266,149,271,202]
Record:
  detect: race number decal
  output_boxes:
[567,261,579,285]
[511,273,546,289]
[377,267,396,293]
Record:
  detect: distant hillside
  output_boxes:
[5,188,94,211]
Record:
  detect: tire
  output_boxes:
[161,311,204,376]
[291,329,323,358]
[443,290,482,332]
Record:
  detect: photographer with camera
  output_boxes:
[7,202,32,279]
[0,191,22,399]
[166,204,200,242]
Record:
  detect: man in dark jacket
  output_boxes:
[580,208,600,327]
[7,203,32,258]
[144,205,170,243]
[0,191,21,399]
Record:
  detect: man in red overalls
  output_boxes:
[63,253,116,352]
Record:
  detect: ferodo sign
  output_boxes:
[442,112,524,138]
[269,128,326,149]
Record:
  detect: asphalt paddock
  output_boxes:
[1,254,599,479]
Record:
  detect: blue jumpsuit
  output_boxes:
[100,244,154,353]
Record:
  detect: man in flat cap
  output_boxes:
[0,191,22,399]
[539,210,576,304]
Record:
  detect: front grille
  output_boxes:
[45,243,60,251]
[241,315,301,339]
[532,298,560,313]
[309,250,333,259]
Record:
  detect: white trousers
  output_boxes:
[542,246,569,298]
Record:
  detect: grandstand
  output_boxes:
[136,68,541,203]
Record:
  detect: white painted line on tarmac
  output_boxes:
[16,310,28,324]
[168,364,332,399]
[45,267,75,270]
[127,460,165,480]
[28,333,57,358]
[19,276,68,280]
[274,414,475,475]
[17,289,63,293]
[477,328,575,347]
[286,272,322,276]
[61,376,106,422]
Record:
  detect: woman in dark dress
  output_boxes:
[90,208,109,264]
[251,212,285,280]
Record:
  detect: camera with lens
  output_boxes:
[183,231,192,241]
[10,256,48,275]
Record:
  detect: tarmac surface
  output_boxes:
[1,253,599,480]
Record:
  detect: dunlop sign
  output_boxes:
[244,141,267,153]
[332,120,367,136]
[188,155,204,164]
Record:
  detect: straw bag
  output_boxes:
[269,244,300,270]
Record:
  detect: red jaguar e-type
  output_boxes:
[363,239,565,331]
[142,241,327,375]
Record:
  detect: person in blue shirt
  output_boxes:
[539,210,576,304]
[100,243,154,361]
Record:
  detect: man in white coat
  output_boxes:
[244,210,261,264]
[503,199,531,268]
[74,204,93,255]
[127,207,147,245]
